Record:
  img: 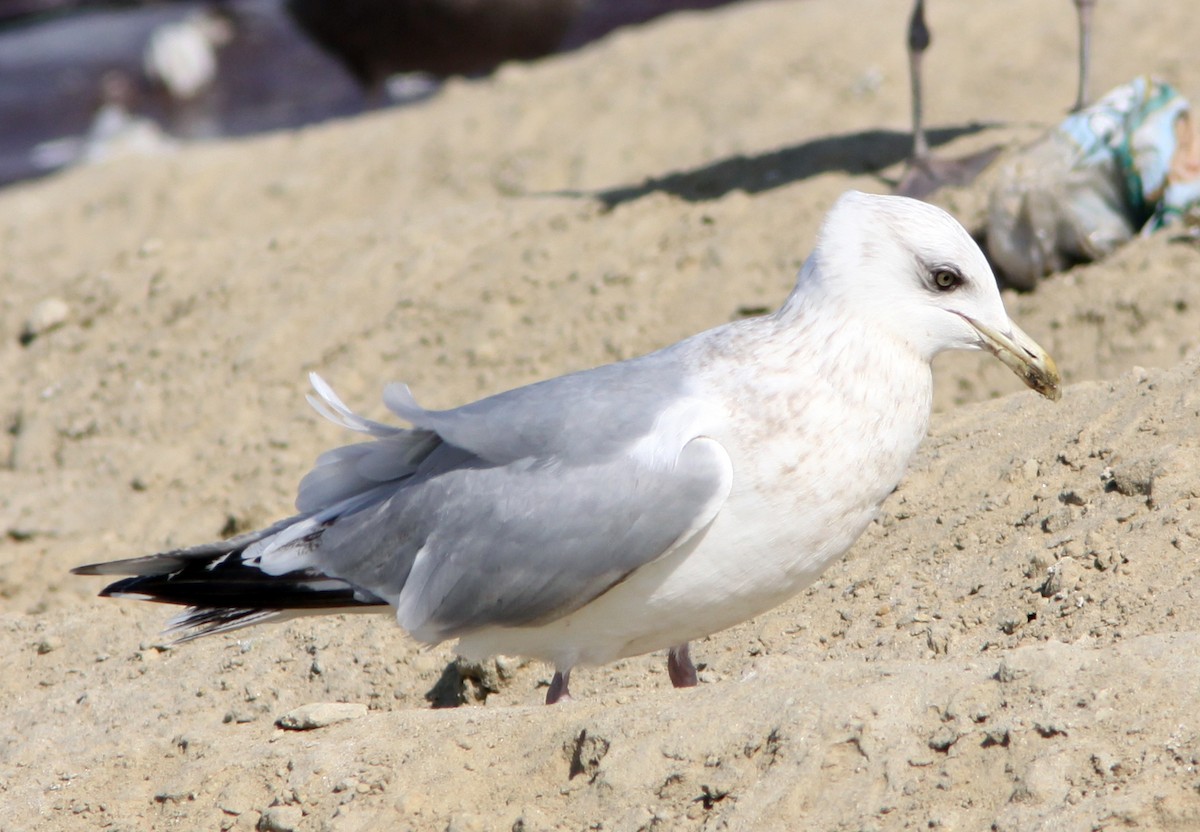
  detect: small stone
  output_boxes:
[494,654,521,681]
[217,787,252,817]
[1058,490,1086,507]
[393,791,424,814]
[928,726,959,753]
[1025,551,1051,578]
[756,618,787,652]
[275,702,367,730]
[223,709,258,724]
[21,298,70,344]
[994,662,1019,683]
[1040,507,1074,534]
[995,609,1027,635]
[258,805,303,832]
[426,656,516,707]
[1105,458,1156,499]
[35,635,64,654]
[324,806,361,832]
[1039,557,1082,598]
[154,785,195,803]
[1017,752,1070,803]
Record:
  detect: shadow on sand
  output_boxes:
[553,123,994,209]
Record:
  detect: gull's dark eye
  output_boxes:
[931,267,963,291]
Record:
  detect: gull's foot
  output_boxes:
[895,146,1003,200]
[546,669,573,704]
[667,643,699,688]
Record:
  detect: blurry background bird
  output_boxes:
[0,0,749,185]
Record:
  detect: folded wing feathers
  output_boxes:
[307,372,400,438]
[71,513,310,577]
[296,376,443,514]
[100,545,389,641]
[87,374,656,643]
[75,375,451,642]
[165,608,289,642]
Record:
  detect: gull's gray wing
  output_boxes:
[297,359,732,643]
[296,358,689,511]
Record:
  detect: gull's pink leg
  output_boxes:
[546,668,573,704]
[667,643,698,688]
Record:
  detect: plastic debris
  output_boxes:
[987,77,1200,289]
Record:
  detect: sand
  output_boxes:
[2,0,1200,829]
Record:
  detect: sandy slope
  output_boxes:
[2,1,1199,829]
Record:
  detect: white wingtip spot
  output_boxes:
[306,374,400,437]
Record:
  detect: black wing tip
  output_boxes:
[165,607,286,643]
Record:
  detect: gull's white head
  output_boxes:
[796,190,1060,400]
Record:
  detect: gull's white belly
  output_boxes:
[455,491,879,667]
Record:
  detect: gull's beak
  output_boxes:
[962,315,1062,401]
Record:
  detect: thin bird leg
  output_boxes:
[1071,0,1096,112]
[896,0,1001,199]
[907,0,932,164]
[667,643,698,688]
[546,668,572,704]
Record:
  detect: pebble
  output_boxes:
[35,635,64,654]
[393,791,424,814]
[1039,557,1083,598]
[223,709,258,724]
[154,784,195,803]
[21,297,70,343]
[275,702,367,730]
[258,805,303,832]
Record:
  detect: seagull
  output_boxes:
[73,192,1060,704]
